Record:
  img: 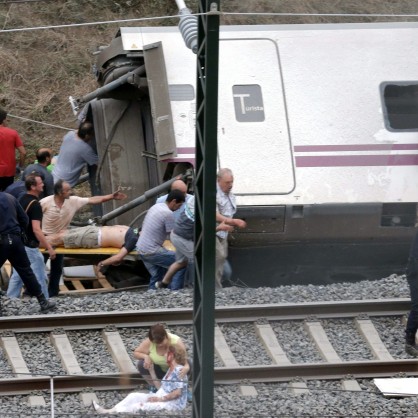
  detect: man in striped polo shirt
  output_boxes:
[136,189,186,290]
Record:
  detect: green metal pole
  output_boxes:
[193,1,220,418]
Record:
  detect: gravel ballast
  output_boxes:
[0,274,417,417]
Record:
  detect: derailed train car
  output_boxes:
[71,21,418,287]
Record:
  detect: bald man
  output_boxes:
[22,148,54,197]
[156,179,193,221]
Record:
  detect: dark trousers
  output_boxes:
[406,257,418,336]
[0,234,42,296]
[43,253,64,297]
[0,176,14,191]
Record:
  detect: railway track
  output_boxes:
[0,299,416,399]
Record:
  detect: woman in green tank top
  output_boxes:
[134,323,192,391]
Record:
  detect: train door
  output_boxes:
[217,38,295,197]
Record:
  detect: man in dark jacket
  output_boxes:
[0,191,55,312]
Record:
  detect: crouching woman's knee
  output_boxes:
[136,359,149,376]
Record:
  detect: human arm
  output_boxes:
[98,247,128,268]
[87,189,127,205]
[133,339,153,369]
[31,219,56,260]
[216,222,234,233]
[175,339,190,378]
[148,388,182,403]
[216,212,247,229]
[17,145,26,167]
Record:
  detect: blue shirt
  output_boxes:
[0,192,28,235]
[52,130,98,186]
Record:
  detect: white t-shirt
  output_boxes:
[40,195,89,235]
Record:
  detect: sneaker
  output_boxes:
[155,281,168,289]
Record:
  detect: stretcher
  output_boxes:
[39,247,138,255]
[38,248,139,295]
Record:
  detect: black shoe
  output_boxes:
[405,343,418,357]
[36,294,57,313]
[155,281,168,289]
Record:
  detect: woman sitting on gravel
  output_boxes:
[133,323,192,392]
[92,345,188,414]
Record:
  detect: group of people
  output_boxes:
[0,106,246,307]
[93,323,191,414]
[0,109,127,309]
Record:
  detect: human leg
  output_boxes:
[47,254,64,297]
[158,260,188,288]
[406,257,418,356]
[6,236,56,312]
[7,269,24,298]
[222,259,232,284]
[8,246,49,299]
[140,248,176,289]
[136,359,166,387]
[169,267,186,290]
[215,237,228,289]
[27,247,49,298]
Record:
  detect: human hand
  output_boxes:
[147,396,160,403]
[48,248,57,260]
[179,366,188,379]
[233,219,247,229]
[217,222,234,233]
[112,188,127,200]
[143,356,152,369]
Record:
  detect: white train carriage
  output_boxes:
[74,22,418,286]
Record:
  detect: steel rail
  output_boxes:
[0,299,410,332]
[1,359,418,395]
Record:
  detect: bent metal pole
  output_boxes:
[97,170,191,225]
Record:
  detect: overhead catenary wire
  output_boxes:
[1,10,418,33]
[7,113,72,131]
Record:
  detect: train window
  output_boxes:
[381,82,418,131]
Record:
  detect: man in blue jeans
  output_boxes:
[136,190,186,290]
[7,173,56,299]
[0,188,55,312]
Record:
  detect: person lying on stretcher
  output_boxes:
[45,225,139,269]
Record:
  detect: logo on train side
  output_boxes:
[232,85,265,122]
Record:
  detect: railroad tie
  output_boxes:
[102,329,137,374]
[214,325,239,367]
[304,320,341,363]
[355,318,393,361]
[50,331,83,374]
[0,334,47,406]
[254,323,291,365]
[80,390,99,407]
[289,379,309,395]
[0,334,31,378]
[341,378,362,392]
[214,326,257,396]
